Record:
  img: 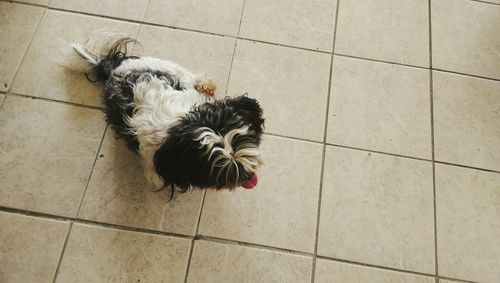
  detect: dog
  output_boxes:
[70,34,264,194]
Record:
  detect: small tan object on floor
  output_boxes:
[195,79,216,97]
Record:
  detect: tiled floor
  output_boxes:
[0,0,498,282]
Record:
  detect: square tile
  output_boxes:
[433,72,500,171]
[0,212,69,283]
[136,24,235,96]
[78,131,204,235]
[199,135,323,252]
[56,224,190,283]
[0,96,106,216]
[335,0,429,67]
[12,10,139,106]
[436,164,500,283]
[144,0,245,36]
[0,2,44,92]
[432,0,500,80]
[49,0,149,21]
[327,56,431,158]
[227,40,330,141]
[315,259,435,283]
[240,0,336,51]
[318,146,435,273]
[187,240,312,283]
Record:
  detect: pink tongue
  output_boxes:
[242,174,258,189]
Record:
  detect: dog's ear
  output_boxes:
[153,127,197,191]
[226,95,264,134]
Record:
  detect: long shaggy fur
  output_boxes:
[71,34,264,193]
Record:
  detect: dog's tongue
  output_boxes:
[242,174,258,189]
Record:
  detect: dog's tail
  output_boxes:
[69,32,140,81]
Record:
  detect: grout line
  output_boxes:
[268,136,500,174]
[221,37,235,93]
[428,0,439,279]
[238,36,331,54]
[140,0,151,22]
[316,256,478,283]
[431,68,500,82]
[470,0,500,6]
[223,0,247,97]
[434,160,500,174]
[0,206,478,283]
[196,235,312,257]
[0,206,193,239]
[5,4,47,92]
[326,143,433,162]
[52,5,230,38]
[0,93,7,109]
[264,132,323,144]
[183,189,207,283]
[437,276,478,283]
[8,92,104,111]
[334,53,429,70]
[0,0,45,7]
[51,222,73,283]
[316,255,436,278]
[75,125,108,217]
[311,0,341,282]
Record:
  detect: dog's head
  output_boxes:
[154,95,264,191]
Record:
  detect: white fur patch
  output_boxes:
[194,126,263,184]
[114,57,199,89]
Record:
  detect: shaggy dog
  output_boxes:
[71,34,264,194]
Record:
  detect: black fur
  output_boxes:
[154,96,264,191]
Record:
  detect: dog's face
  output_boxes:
[154,95,264,191]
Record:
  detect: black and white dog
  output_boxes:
[71,35,264,193]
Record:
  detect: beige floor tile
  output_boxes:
[433,72,500,171]
[227,40,330,141]
[432,0,500,79]
[0,212,69,283]
[0,96,106,216]
[187,240,312,283]
[56,224,190,283]
[327,56,431,158]
[11,10,139,106]
[239,0,336,51]
[199,135,322,252]
[78,131,204,235]
[436,164,500,283]
[136,24,235,96]
[144,0,245,36]
[315,259,435,283]
[0,2,43,92]
[335,0,429,67]
[15,0,48,5]
[318,146,435,273]
[49,0,149,21]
